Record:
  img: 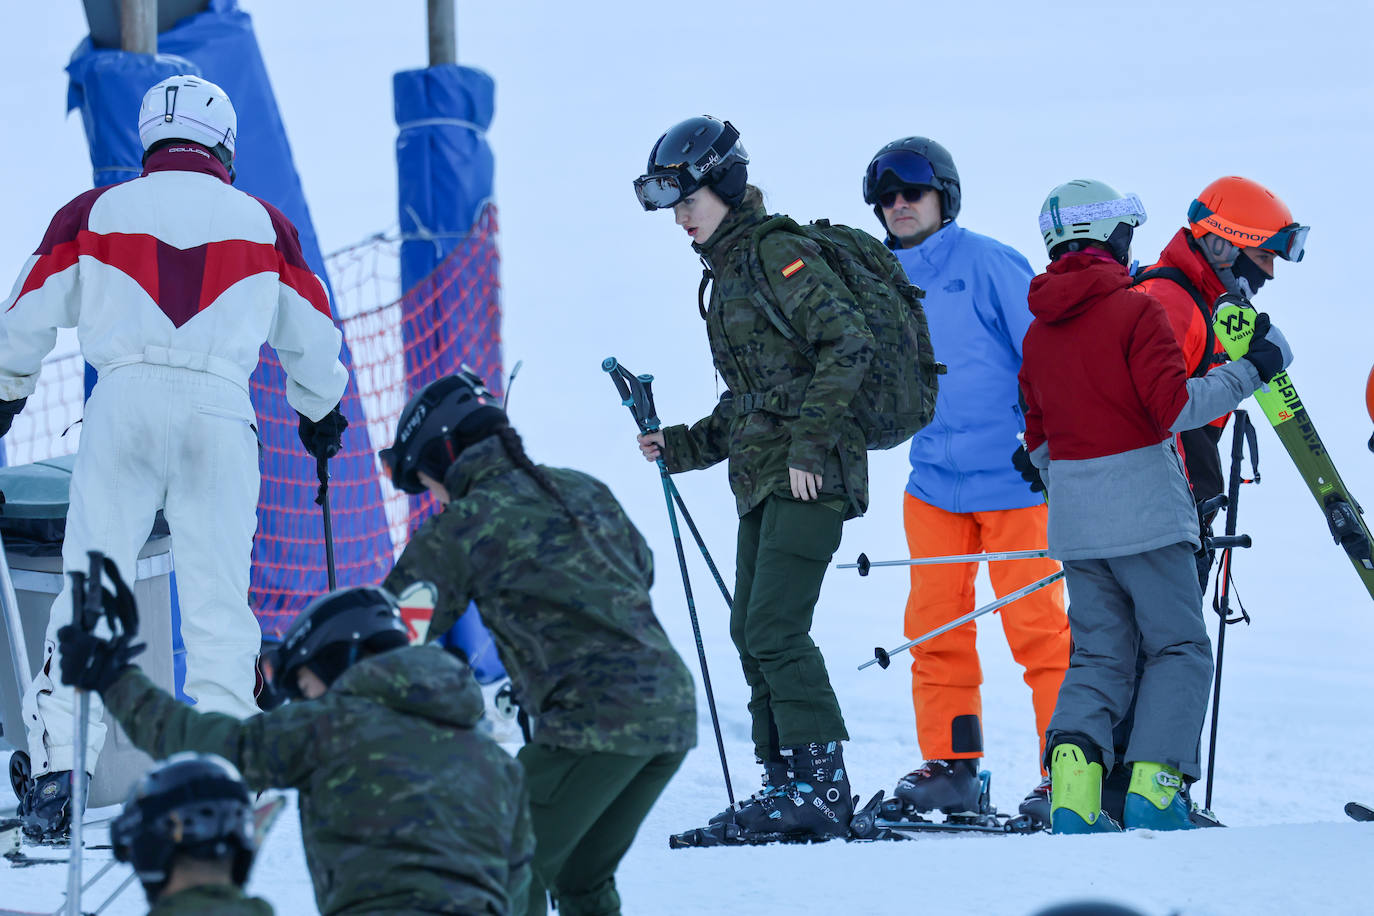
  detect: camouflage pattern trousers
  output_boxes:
[732,494,849,759]
[518,744,686,916]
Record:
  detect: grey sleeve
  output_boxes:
[1169,360,1261,433]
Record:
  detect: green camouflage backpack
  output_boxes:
[745,215,945,450]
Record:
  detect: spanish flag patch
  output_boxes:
[781,258,806,278]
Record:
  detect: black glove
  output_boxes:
[1241,311,1290,383]
[298,405,348,460]
[57,625,145,693]
[0,397,28,438]
[1011,445,1046,494]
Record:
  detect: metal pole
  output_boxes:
[316,457,337,591]
[120,0,157,54]
[427,0,456,65]
[839,548,1050,575]
[1205,410,1252,810]
[0,546,32,690]
[861,569,1066,671]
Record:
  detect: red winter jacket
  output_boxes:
[1019,251,1192,460]
[1134,228,1230,432]
[1018,250,1261,560]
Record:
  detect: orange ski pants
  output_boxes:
[903,494,1070,769]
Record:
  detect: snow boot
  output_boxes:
[1019,774,1052,829]
[1048,742,1120,834]
[19,771,72,840]
[893,758,982,814]
[709,758,789,825]
[732,741,853,839]
[1123,762,1200,831]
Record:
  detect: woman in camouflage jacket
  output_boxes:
[634,116,875,841]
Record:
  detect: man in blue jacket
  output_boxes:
[862,137,1070,825]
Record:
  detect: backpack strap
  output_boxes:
[1131,265,1221,378]
[745,215,819,363]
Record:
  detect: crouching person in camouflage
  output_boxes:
[378,370,697,916]
[59,582,533,916]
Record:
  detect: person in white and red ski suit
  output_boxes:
[0,75,349,836]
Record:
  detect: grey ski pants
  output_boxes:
[1047,541,1212,780]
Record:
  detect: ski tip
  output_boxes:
[1345,801,1373,823]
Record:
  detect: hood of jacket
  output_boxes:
[441,434,515,501]
[330,644,484,729]
[1028,250,1133,324]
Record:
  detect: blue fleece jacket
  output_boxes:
[892,221,1040,513]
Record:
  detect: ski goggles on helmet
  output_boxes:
[1187,198,1308,262]
[634,121,744,211]
[1038,192,1148,236]
[863,149,937,205]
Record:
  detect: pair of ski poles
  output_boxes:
[602,357,736,806]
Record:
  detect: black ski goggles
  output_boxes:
[634,121,743,211]
[863,149,937,205]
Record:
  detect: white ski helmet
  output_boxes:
[1038,179,1146,264]
[138,74,237,164]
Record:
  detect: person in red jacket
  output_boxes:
[1018,179,1290,834]
[1134,177,1307,586]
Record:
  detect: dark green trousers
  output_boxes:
[517,743,686,916]
[733,494,848,759]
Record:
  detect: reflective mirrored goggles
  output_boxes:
[1262,223,1308,262]
[864,149,937,204]
[1187,199,1308,262]
[634,171,688,211]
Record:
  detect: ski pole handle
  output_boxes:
[601,357,661,433]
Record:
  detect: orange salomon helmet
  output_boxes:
[1188,176,1308,262]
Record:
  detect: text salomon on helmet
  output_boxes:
[863,136,962,222]
[274,586,410,698]
[379,369,506,495]
[111,753,256,902]
[1038,179,1147,264]
[1188,175,1307,262]
[634,116,749,211]
[138,74,237,169]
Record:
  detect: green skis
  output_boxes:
[1213,297,1374,600]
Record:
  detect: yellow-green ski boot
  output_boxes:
[1123,761,1197,830]
[1049,743,1121,834]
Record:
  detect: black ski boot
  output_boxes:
[894,758,982,814]
[1019,774,1051,828]
[669,742,852,847]
[709,758,789,825]
[19,771,72,840]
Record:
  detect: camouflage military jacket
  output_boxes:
[383,436,697,756]
[148,884,274,915]
[661,198,874,519]
[104,646,533,916]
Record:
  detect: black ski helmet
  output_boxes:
[634,115,749,211]
[1029,903,1147,916]
[863,136,962,225]
[379,368,506,495]
[111,753,256,902]
[274,586,410,698]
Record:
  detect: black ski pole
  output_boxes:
[602,357,734,805]
[1205,409,1258,810]
[315,455,337,591]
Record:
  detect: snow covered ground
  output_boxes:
[3,2,1373,913]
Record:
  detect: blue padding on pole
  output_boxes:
[393,64,505,680]
[63,0,392,642]
[395,64,496,291]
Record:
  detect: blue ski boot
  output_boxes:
[1124,761,1202,830]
